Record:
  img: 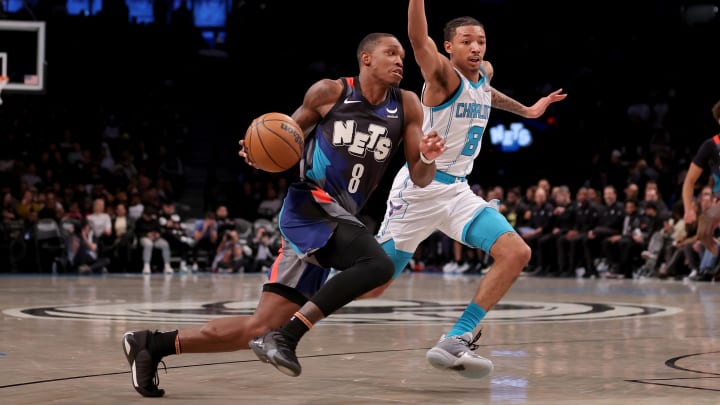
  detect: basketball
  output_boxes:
[243,112,304,173]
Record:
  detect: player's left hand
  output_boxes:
[526,88,567,119]
[238,139,258,168]
[420,131,446,161]
[698,204,720,256]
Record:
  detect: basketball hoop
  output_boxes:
[0,76,8,105]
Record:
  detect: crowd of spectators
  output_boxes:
[430,175,719,282]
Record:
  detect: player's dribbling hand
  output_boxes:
[238,139,258,168]
[420,131,446,161]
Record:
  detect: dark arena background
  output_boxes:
[0,1,719,404]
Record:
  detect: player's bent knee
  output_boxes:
[380,239,414,278]
[359,280,392,299]
[493,233,532,268]
[375,254,395,283]
[361,254,395,290]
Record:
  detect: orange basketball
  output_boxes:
[243,112,304,173]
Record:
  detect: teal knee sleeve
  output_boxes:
[380,239,413,278]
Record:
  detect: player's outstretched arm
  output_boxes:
[408,0,457,94]
[402,90,445,188]
[491,87,567,119]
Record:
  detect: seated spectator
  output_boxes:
[248,226,277,273]
[127,193,144,221]
[86,197,114,258]
[158,200,192,273]
[192,210,219,271]
[256,183,282,220]
[2,191,18,223]
[16,189,39,221]
[68,219,110,274]
[211,229,250,273]
[63,201,84,222]
[108,202,135,272]
[134,206,173,274]
[37,191,63,222]
[215,204,236,235]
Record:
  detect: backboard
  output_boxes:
[0,20,46,93]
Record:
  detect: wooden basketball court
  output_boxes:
[1,272,718,404]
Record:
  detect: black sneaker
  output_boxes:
[122,330,166,397]
[249,329,301,377]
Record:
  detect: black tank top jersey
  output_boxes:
[301,76,405,215]
[693,135,720,197]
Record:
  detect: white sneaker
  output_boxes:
[426,331,494,379]
[179,261,189,273]
[142,264,151,274]
[164,265,174,274]
[442,262,459,273]
[456,262,471,274]
[192,263,199,273]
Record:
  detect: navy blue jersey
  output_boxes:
[302,76,405,215]
[279,77,406,256]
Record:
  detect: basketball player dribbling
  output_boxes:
[121,32,446,396]
[367,0,567,378]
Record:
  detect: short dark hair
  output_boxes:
[712,99,720,122]
[356,32,397,64]
[444,16,484,42]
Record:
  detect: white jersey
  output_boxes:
[421,68,491,178]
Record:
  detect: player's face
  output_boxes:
[446,25,486,71]
[370,37,405,85]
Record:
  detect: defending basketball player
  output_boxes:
[121,32,445,396]
[368,0,567,378]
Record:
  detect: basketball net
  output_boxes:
[0,76,8,106]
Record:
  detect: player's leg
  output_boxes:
[428,191,529,378]
[358,238,415,298]
[465,213,529,315]
[368,169,444,298]
[121,248,318,397]
[250,222,394,376]
[121,291,302,398]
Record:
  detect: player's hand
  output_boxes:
[697,205,720,256]
[419,131,446,161]
[684,208,697,225]
[526,88,567,119]
[238,139,258,168]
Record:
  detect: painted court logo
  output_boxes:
[3,299,682,325]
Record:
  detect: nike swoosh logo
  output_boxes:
[344,98,362,104]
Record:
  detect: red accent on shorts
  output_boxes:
[311,187,333,204]
[268,244,283,283]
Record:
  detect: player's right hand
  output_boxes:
[238,139,258,168]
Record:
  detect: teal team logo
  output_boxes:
[3,299,682,325]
